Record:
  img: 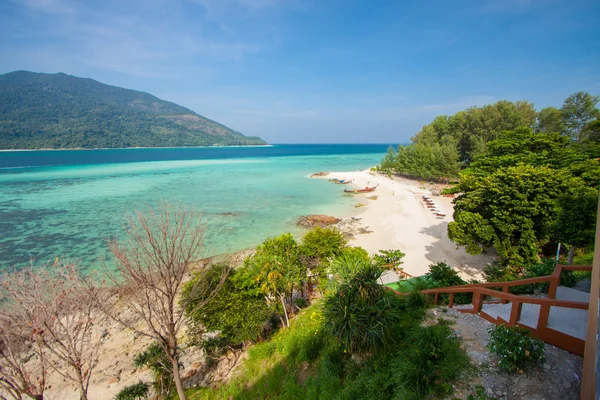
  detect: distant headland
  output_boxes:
[0,71,267,150]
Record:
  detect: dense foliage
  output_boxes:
[182,264,273,351]
[449,163,568,266]
[482,259,576,294]
[424,261,473,304]
[381,92,600,269]
[0,70,266,149]
[114,381,149,400]
[187,297,469,399]
[379,93,600,182]
[300,227,347,287]
[380,141,461,181]
[323,263,401,355]
[392,321,470,398]
[487,325,545,373]
[245,233,305,327]
[448,127,600,266]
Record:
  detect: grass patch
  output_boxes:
[186,297,469,399]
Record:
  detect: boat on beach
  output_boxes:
[344,184,378,194]
[330,178,353,184]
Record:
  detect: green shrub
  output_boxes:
[483,260,517,282]
[373,249,406,268]
[426,261,472,304]
[484,259,575,295]
[294,297,308,309]
[328,246,371,288]
[487,325,545,373]
[392,323,470,399]
[300,226,347,266]
[373,249,406,275]
[404,289,427,311]
[133,343,173,398]
[428,261,465,286]
[182,263,273,351]
[244,233,305,328]
[324,263,402,355]
[113,381,149,400]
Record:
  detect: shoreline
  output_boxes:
[0,144,273,152]
[314,170,496,281]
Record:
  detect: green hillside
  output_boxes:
[0,71,266,149]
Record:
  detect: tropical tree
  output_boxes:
[560,91,600,143]
[323,262,401,357]
[448,164,569,266]
[299,227,347,297]
[373,249,406,277]
[182,264,272,348]
[245,233,304,328]
[554,184,599,264]
[468,128,586,174]
[537,107,565,134]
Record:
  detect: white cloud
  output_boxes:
[4,0,264,77]
[11,0,77,14]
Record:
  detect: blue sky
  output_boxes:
[1,0,599,143]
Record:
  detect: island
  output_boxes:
[0,71,266,149]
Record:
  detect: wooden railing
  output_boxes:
[397,270,414,280]
[395,264,592,356]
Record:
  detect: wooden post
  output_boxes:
[509,302,523,326]
[537,304,550,331]
[581,194,600,400]
[448,293,454,309]
[472,290,483,314]
[548,264,562,300]
[501,285,509,304]
[434,293,439,305]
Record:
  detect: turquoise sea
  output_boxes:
[0,144,389,270]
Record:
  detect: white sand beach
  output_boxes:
[323,170,496,283]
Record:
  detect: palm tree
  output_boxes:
[324,261,401,358]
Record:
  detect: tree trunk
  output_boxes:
[280,295,289,328]
[75,376,87,400]
[568,245,576,265]
[289,289,296,318]
[171,355,187,400]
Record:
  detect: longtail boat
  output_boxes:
[330,178,353,184]
[344,184,378,194]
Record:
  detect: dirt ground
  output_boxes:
[427,307,584,400]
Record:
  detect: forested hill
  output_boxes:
[0,71,266,149]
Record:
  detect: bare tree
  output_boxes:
[0,263,102,400]
[96,203,225,400]
[0,280,48,400]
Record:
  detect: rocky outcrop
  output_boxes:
[297,214,341,229]
[182,349,247,389]
[310,172,329,177]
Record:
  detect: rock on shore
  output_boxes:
[297,214,341,228]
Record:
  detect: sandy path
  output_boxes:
[325,171,495,282]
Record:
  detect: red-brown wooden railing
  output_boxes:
[394,264,592,356]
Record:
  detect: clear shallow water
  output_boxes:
[0,144,389,270]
